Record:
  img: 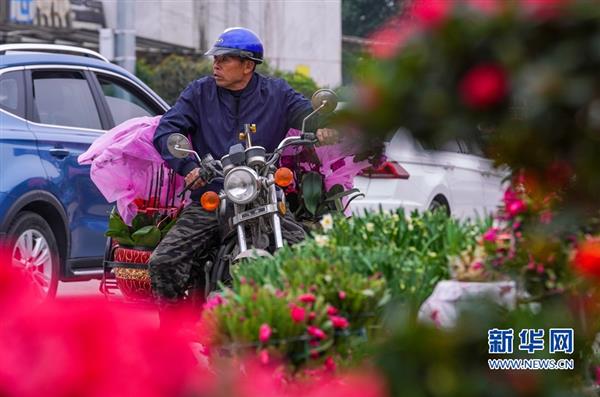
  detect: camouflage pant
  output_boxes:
[148,202,305,303]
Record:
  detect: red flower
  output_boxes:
[330,315,350,329]
[290,305,306,323]
[307,326,327,340]
[299,293,316,304]
[573,240,600,280]
[411,0,452,29]
[459,63,508,109]
[338,290,347,300]
[309,312,317,322]
[259,324,272,343]
[326,305,339,316]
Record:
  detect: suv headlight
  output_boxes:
[223,166,258,204]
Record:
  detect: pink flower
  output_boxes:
[327,306,339,316]
[290,305,306,323]
[299,293,316,304]
[536,264,545,274]
[471,261,483,271]
[258,349,270,365]
[259,324,272,343]
[483,227,499,242]
[595,366,600,385]
[459,63,508,109]
[308,312,317,322]
[507,199,526,217]
[324,356,337,372]
[411,0,452,29]
[307,326,327,340]
[203,294,225,310]
[330,315,350,329]
[338,291,347,300]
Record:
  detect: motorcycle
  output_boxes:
[166,89,339,294]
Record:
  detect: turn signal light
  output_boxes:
[274,167,294,187]
[200,191,220,212]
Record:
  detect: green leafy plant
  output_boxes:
[105,208,176,250]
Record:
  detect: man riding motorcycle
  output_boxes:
[149,27,338,325]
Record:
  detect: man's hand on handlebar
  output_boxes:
[316,128,340,146]
[185,168,207,190]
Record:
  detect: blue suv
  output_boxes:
[0,44,169,297]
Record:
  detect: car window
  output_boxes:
[32,70,102,130]
[438,139,461,153]
[0,70,25,118]
[96,74,159,125]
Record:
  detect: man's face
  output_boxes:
[212,55,254,90]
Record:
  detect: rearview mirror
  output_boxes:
[311,89,338,115]
[167,133,192,159]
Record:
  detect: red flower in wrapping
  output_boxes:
[459,63,508,109]
[259,323,272,343]
[133,197,147,209]
[573,240,600,280]
[290,305,306,323]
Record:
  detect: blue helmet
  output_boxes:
[205,27,264,64]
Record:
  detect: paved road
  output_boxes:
[57,280,159,324]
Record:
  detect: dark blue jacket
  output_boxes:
[153,73,313,199]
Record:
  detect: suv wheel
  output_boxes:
[7,212,59,298]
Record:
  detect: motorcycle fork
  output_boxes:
[269,175,284,249]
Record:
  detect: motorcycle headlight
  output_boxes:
[224,166,258,204]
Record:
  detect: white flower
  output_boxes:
[366,222,375,232]
[320,213,334,232]
[314,234,330,247]
[391,214,400,222]
[361,289,375,297]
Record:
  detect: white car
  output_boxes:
[351,129,508,220]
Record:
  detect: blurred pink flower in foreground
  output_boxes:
[0,251,213,397]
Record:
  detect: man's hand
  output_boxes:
[185,168,207,190]
[316,128,340,146]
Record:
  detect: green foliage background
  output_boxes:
[136,55,319,106]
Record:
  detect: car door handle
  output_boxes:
[49,148,70,158]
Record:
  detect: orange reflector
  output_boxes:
[200,191,220,212]
[274,167,293,187]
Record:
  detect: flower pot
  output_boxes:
[418,280,516,328]
[113,246,153,301]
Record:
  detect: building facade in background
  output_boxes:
[2,0,342,87]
